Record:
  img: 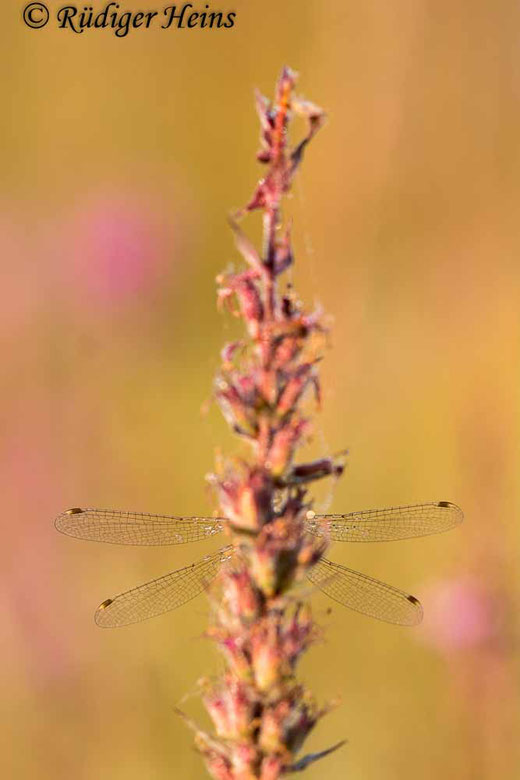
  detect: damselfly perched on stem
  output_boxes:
[56,501,463,628]
[56,68,463,778]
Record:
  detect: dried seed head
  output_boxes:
[204,690,231,739]
[266,418,310,478]
[216,468,273,532]
[233,278,264,338]
[215,382,257,438]
[230,742,260,779]
[204,677,255,740]
[195,733,233,780]
[251,623,287,692]
[258,701,290,754]
[276,363,314,417]
[297,533,328,571]
[273,223,293,276]
[258,368,278,406]
[223,568,262,623]
[282,603,316,664]
[220,340,244,367]
[203,751,234,780]
[248,538,300,598]
[282,700,317,754]
[259,754,284,780]
[216,635,253,682]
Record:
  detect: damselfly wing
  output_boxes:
[95,546,233,628]
[305,501,463,542]
[55,508,224,545]
[55,501,463,628]
[307,557,423,626]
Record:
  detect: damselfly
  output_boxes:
[55,501,463,628]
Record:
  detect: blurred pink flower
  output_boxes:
[419,576,499,653]
[3,412,76,684]
[65,188,173,307]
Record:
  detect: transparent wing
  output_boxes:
[95,546,233,628]
[55,508,224,546]
[307,501,463,543]
[307,557,423,626]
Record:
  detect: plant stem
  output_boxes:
[192,67,343,780]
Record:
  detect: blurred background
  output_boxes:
[2,0,520,777]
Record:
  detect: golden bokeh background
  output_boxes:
[3,1,520,778]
